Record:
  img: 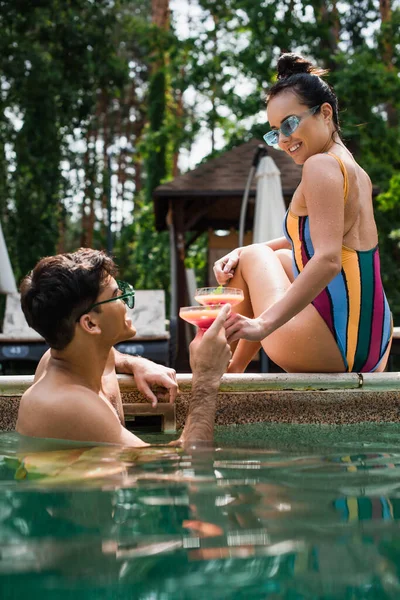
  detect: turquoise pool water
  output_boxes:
[2,423,400,598]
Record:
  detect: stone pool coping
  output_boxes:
[0,373,399,432]
[1,372,399,395]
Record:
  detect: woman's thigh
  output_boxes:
[261,304,346,372]
[275,249,295,283]
[239,246,346,373]
[374,338,392,372]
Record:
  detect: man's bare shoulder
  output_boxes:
[20,378,98,409]
[17,379,101,436]
[16,376,147,447]
[24,354,98,414]
[33,349,51,383]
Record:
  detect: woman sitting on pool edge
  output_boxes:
[214,53,393,374]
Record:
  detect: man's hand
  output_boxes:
[189,304,232,382]
[133,359,179,407]
[114,350,178,408]
[179,304,232,446]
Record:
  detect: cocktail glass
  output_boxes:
[179,304,224,330]
[195,287,244,307]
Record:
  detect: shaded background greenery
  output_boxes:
[0,0,399,321]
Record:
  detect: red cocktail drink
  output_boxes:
[179,305,223,330]
[195,287,244,307]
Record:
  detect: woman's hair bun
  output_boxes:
[277,53,328,80]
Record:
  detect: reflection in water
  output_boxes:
[1,424,400,598]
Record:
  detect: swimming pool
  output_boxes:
[2,423,400,599]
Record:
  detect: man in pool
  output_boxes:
[16,248,231,447]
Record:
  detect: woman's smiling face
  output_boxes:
[267,91,333,164]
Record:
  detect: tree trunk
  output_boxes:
[87,127,98,248]
[152,0,169,29]
[311,0,340,69]
[57,204,66,253]
[146,0,170,202]
[379,0,398,127]
[80,132,91,247]
[172,83,183,177]
[380,0,393,67]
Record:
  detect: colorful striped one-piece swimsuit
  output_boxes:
[283,152,392,373]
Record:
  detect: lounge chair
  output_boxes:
[0,291,171,373]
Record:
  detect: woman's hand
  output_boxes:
[213,248,241,285]
[224,312,267,344]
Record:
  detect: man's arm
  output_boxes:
[179,374,220,444]
[179,305,231,445]
[113,349,178,407]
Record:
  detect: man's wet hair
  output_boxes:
[20,248,117,350]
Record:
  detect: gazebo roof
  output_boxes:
[153,138,302,232]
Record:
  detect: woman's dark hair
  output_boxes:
[267,53,341,135]
[20,248,118,350]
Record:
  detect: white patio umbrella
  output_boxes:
[0,221,17,293]
[253,155,286,244]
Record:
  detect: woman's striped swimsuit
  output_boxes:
[283,153,392,373]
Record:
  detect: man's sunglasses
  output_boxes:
[78,280,135,321]
[263,105,320,147]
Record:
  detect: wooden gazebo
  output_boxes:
[153,138,302,368]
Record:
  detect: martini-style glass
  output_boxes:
[179,304,224,330]
[195,286,244,307]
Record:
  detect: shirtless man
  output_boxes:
[16,248,231,447]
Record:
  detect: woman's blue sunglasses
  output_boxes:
[263,105,320,147]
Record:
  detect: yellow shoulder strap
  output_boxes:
[326,152,349,204]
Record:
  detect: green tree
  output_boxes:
[114,0,202,301]
[0,0,128,278]
[1,0,398,322]
[180,0,400,317]
[376,173,400,318]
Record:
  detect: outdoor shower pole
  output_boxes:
[167,202,177,322]
[238,144,268,247]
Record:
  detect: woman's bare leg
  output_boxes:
[227,248,293,372]
[374,338,392,372]
[274,249,295,283]
[227,244,345,373]
[227,246,291,372]
[223,252,260,371]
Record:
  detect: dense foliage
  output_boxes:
[0,0,399,320]
[0,0,129,278]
